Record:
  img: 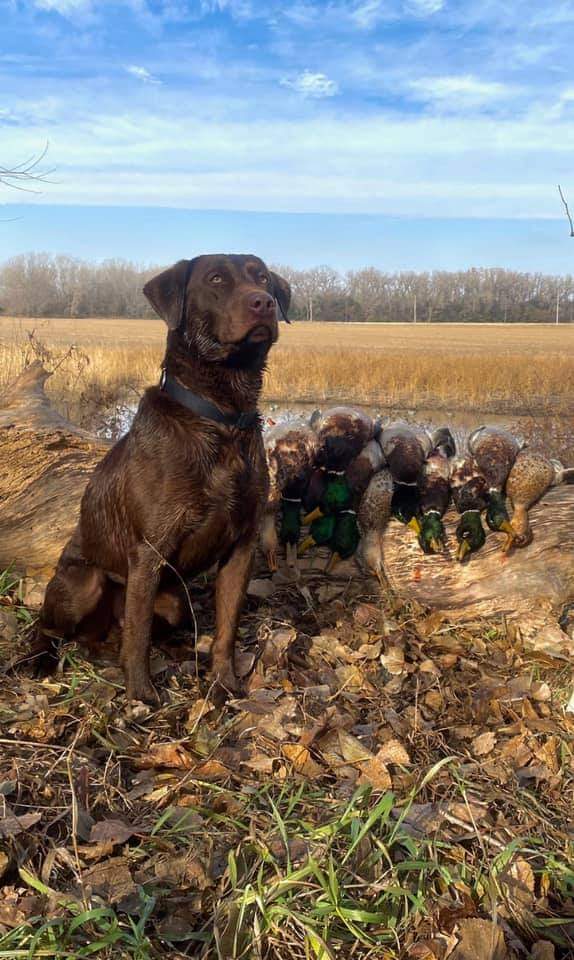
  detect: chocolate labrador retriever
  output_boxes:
[34,254,290,701]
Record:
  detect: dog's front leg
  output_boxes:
[121,543,162,703]
[212,537,255,697]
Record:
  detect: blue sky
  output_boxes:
[1,0,574,271]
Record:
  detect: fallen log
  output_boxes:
[1,363,574,647]
[0,362,110,590]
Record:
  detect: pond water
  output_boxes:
[94,396,574,464]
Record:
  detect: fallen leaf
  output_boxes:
[247,578,276,599]
[261,627,297,667]
[358,754,392,791]
[380,645,405,675]
[450,919,508,960]
[82,857,136,904]
[89,820,135,845]
[531,942,555,960]
[135,742,194,770]
[0,810,42,839]
[377,739,411,765]
[282,743,324,778]
[531,681,552,702]
[471,732,496,757]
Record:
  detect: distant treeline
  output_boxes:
[1,253,573,323]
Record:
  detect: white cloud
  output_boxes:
[125,65,161,85]
[351,1,385,29]
[280,70,338,98]
[410,75,512,107]
[34,0,91,12]
[405,0,444,14]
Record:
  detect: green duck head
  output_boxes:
[299,514,336,555]
[303,472,352,524]
[418,511,446,554]
[391,483,422,534]
[326,510,360,571]
[279,497,302,545]
[485,490,513,535]
[455,511,486,561]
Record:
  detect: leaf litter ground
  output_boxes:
[0,564,573,960]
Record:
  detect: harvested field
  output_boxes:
[1,319,574,424]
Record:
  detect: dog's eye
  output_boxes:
[210,273,223,284]
[258,274,269,284]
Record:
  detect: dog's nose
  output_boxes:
[247,291,275,316]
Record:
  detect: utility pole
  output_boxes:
[309,297,313,323]
[556,286,560,325]
[413,294,417,324]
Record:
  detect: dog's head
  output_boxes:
[143,254,290,368]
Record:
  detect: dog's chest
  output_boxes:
[176,434,265,569]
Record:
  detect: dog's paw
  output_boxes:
[124,670,160,705]
[209,663,243,704]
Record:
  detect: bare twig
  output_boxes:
[0,143,54,193]
[558,184,574,237]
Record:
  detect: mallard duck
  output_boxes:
[503,452,574,551]
[416,427,456,554]
[379,422,432,483]
[345,439,386,500]
[379,422,433,535]
[261,418,319,570]
[468,426,522,536]
[417,455,451,554]
[357,468,393,584]
[303,407,374,525]
[326,510,361,572]
[311,406,375,472]
[450,457,489,561]
[299,510,360,572]
[302,466,328,514]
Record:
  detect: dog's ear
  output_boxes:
[143,259,193,330]
[269,271,292,323]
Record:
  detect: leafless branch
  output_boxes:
[558,184,574,237]
[0,143,54,193]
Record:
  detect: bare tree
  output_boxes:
[0,145,52,192]
[558,184,574,238]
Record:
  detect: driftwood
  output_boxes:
[0,362,110,588]
[1,363,574,650]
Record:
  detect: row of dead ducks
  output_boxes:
[260,407,574,578]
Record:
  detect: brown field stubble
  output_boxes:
[1,316,573,419]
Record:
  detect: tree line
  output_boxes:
[1,252,573,323]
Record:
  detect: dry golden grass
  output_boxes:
[1,316,574,420]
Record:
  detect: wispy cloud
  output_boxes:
[280,70,338,98]
[125,64,161,85]
[410,75,513,107]
[405,0,444,14]
[34,0,91,12]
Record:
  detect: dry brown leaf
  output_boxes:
[192,759,230,781]
[471,732,496,757]
[282,743,324,779]
[82,856,137,904]
[135,742,195,770]
[377,738,411,765]
[380,645,405,675]
[358,753,392,791]
[531,942,555,960]
[89,820,135,846]
[450,919,508,960]
[0,810,42,838]
[424,691,444,712]
[419,658,440,675]
[261,627,297,667]
[530,681,552,702]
